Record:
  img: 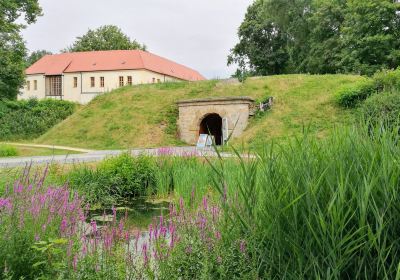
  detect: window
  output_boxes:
[90,77,95,87]
[27,81,30,91]
[34,80,37,90]
[152,78,156,83]
[100,77,104,88]
[119,76,124,87]
[46,76,62,96]
[127,76,132,86]
[73,77,78,88]
[157,79,161,83]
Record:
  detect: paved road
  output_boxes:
[0,146,232,168]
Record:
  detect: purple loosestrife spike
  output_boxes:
[91,220,97,234]
[73,255,78,271]
[240,240,246,253]
[142,243,149,265]
[149,224,153,241]
[60,217,68,234]
[223,184,227,203]
[179,197,184,212]
[203,196,208,211]
[135,230,140,252]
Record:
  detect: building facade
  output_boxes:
[20,50,205,104]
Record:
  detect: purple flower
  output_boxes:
[60,217,68,234]
[240,240,246,253]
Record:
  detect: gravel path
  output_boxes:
[0,146,232,168]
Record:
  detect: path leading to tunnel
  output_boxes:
[0,146,236,168]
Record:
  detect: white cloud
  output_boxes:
[21,0,252,79]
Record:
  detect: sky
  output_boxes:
[21,0,253,79]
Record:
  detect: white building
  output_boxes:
[21,50,205,104]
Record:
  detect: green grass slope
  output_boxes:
[36,74,362,150]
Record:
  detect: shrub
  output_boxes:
[68,153,157,205]
[373,67,400,93]
[0,145,17,157]
[335,79,376,108]
[360,91,400,130]
[0,98,76,140]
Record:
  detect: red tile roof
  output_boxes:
[26,50,205,81]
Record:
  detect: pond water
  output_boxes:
[89,197,171,231]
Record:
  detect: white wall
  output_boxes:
[20,69,182,104]
[19,74,46,100]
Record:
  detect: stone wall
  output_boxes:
[177,97,254,145]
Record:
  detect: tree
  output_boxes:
[26,50,52,67]
[339,0,400,75]
[228,0,289,77]
[0,0,42,100]
[65,25,146,53]
[229,0,400,77]
[0,32,26,100]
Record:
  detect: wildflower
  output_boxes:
[142,243,149,265]
[90,220,97,233]
[239,240,246,253]
[202,196,208,211]
[60,217,68,234]
[72,254,78,271]
[0,198,12,210]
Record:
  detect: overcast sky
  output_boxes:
[21,0,253,79]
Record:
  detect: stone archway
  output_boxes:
[199,113,223,145]
[177,97,255,145]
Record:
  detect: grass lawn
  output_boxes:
[0,144,81,158]
[35,74,363,150]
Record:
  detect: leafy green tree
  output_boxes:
[228,0,289,77]
[26,50,52,67]
[305,0,346,73]
[0,0,42,33]
[0,0,42,100]
[339,0,400,75]
[65,25,146,52]
[0,32,26,100]
[229,0,400,76]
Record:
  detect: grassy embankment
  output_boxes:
[36,74,363,150]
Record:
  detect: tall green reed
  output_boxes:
[209,123,400,279]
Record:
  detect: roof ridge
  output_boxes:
[137,50,146,69]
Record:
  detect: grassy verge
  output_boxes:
[36,75,362,149]
[0,144,81,158]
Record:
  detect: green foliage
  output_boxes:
[68,154,157,205]
[335,79,376,108]
[0,0,42,100]
[25,49,52,67]
[230,0,400,76]
[0,145,18,157]
[0,98,76,140]
[340,0,400,76]
[373,67,400,92]
[0,32,27,100]
[360,91,400,130]
[227,0,289,76]
[0,0,42,33]
[209,123,400,279]
[65,25,146,52]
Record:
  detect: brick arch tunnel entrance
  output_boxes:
[199,113,222,145]
[177,97,255,145]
